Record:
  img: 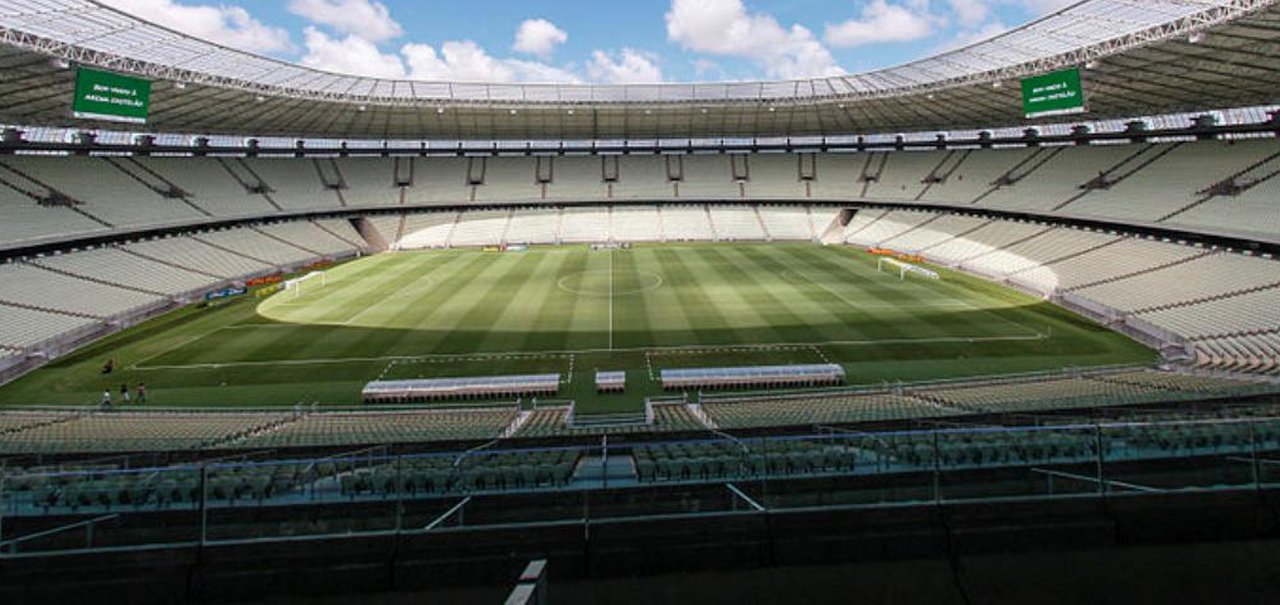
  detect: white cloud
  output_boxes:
[665,0,842,79]
[403,40,581,83]
[824,0,936,48]
[947,0,990,26]
[1017,0,1077,15]
[935,20,1010,53]
[587,49,663,84]
[513,18,568,59]
[300,27,406,78]
[98,0,291,53]
[287,0,402,42]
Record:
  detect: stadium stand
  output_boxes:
[136,157,279,217]
[235,408,518,448]
[255,221,361,256]
[242,158,343,211]
[447,210,510,247]
[559,207,612,243]
[194,227,318,267]
[608,206,663,241]
[0,178,108,245]
[918,147,1037,204]
[0,304,97,350]
[746,154,807,199]
[0,262,159,317]
[0,156,206,227]
[397,212,457,248]
[703,393,953,429]
[548,156,608,201]
[707,205,766,241]
[28,247,216,296]
[0,410,293,454]
[403,158,470,205]
[330,158,400,207]
[124,235,274,279]
[504,208,561,244]
[661,205,716,241]
[757,204,818,240]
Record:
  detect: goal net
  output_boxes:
[284,271,327,299]
[877,257,940,281]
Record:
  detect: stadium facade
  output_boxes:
[2,1,1280,602]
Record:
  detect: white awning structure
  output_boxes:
[1,0,1279,139]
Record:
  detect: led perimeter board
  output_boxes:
[1021,68,1086,119]
[72,67,151,124]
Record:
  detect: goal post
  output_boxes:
[284,271,327,299]
[877,257,940,281]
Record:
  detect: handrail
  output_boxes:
[0,513,119,553]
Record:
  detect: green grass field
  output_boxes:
[0,243,1155,413]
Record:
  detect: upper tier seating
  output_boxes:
[136,157,277,217]
[2,141,1280,247]
[0,180,108,245]
[243,159,344,211]
[2,156,205,227]
[333,158,400,207]
[746,154,807,199]
[917,147,1037,204]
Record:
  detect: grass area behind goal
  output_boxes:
[0,243,1156,413]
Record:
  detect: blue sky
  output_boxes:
[100,0,1076,83]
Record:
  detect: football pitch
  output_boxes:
[0,243,1155,413]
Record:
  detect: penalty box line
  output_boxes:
[132,333,1048,372]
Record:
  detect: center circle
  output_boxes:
[557,270,664,297]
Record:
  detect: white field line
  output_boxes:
[133,333,1045,371]
[608,247,614,350]
[782,267,1044,337]
[341,276,435,326]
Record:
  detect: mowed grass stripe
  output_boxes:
[289,252,444,325]
[427,251,555,354]
[563,250,611,349]
[782,245,1012,339]
[610,248,656,349]
[734,244,909,341]
[483,250,575,351]
[655,247,744,346]
[625,247,697,348]
[701,246,819,344]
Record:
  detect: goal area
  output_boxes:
[877,257,940,281]
[284,271,327,298]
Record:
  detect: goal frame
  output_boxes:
[285,271,327,299]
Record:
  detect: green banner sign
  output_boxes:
[72,67,151,124]
[1020,68,1085,119]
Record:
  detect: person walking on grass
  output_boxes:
[120,383,131,404]
[136,383,147,405]
[100,388,112,411]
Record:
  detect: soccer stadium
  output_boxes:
[2,0,1280,601]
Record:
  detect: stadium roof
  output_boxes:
[1,0,1280,140]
